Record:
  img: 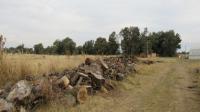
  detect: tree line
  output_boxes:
[5,26,182,57]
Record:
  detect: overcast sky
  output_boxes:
[0,0,200,51]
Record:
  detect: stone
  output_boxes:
[99,58,109,69]
[32,77,52,98]
[85,58,93,65]
[57,76,70,88]
[116,73,125,81]
[7,80,32,102]
[76,86,88,104]
[0,98,15,112]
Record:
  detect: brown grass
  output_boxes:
[3,55,199,112]
[0,54,98,87]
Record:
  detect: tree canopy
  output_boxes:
[94,37,108,55]
[83,40,95,55]
[34,43,44,54]
[120,27,140,56]
[107,32,119,55]
[53,37,76,55]
[5,26,182,57]
[149,30,181,57]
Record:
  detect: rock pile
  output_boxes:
[0,57,136,112]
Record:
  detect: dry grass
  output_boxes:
[2,55,200,112]
[0,54,98,87]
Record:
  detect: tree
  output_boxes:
[23,48,33,54]
[75,46,83,54]
[94,37,108,55]
[16,44,25,53]
[107,32,119,55]
[53,40,64,54]
[62,37,76,55]
[83,40,95,54]
[120,26,140,56]
[139,28,152,55]
[149,30,181,57]
[44,46,55,54]
[34,43,44,54]
[53,37,76,55]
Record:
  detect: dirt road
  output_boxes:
[67,59,200,112]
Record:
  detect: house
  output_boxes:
[189,49,200,59]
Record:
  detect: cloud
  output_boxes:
[0,0,200,50]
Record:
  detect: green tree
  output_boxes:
[139,28,152,55]
[34,43,44,54]
[53,40,63,54]
[16,44,25,53]
[94,37,108,55]
[76,46,83,54]
[150,30,181,57]
[23,48,33,54]
[83,40,95,54]
[120,26,140,56]
[53,37,76,55]
[44,46,55,54]
[62,37,76,55]
[108,32,119,55]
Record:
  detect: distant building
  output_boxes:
[189,49,200,59]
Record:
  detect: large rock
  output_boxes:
[76,86,88,104]
[56,76,70,89]
[85,58,94,65]
[7,80,32,102]
[0,99,15,112]
[116,73,125,81]
[32,77,52,98]
[98,58,109,69]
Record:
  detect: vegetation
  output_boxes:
[4,26,181,57]
[83,40,95,55]
[94,37,108,55]
[34,43,44,54]
[0,54,97,87]
[120,27,140,56]
[107,32,119,55]
[149,30,181,57]
[0,34,6,60]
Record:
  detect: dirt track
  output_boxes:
[67,59,200,112]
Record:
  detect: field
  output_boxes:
[0,54,98,87]
[1,54,200,112]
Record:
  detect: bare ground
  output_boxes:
[38,58,200,112]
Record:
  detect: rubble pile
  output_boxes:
[0,57,136,112]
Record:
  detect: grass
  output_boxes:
[1,54,200,112]
[0,54,98,87]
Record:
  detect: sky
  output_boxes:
[0,0,200,51]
